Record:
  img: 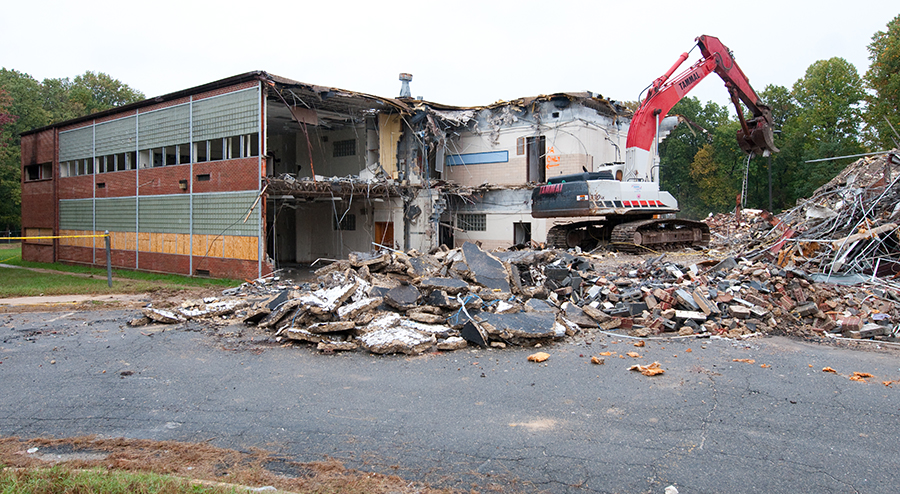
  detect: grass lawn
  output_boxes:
[0,466,238,493]
[0,244,241,298]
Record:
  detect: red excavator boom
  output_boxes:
[626,35,778,158]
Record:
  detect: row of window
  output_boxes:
[59,133,259,178]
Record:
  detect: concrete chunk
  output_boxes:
[475,311,558,339]
[337,296,384,320]
[359,326,436,354]
[462,242,511,294]
[307,321,356,334]
[437,336,467,351]
[416,277,470,295]
[730,305,751,319]
[384,284,421,310]
[142,308,186,324]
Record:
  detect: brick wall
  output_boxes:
[22,179,55,228]
[20,131,55,165]
[22,244,53,263]
[446,157,527,186]
[546,154,592,179]
[94,170,137,198]
[192,158,260,193]
[58,175,94,200]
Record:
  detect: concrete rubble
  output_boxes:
[129,151,900,353]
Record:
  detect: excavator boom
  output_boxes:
[531,35,778,252]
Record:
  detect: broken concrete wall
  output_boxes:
[443,98,627,187]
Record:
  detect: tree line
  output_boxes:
[0,15,898,229]
[0,70,144,230]
[660,14,900,218]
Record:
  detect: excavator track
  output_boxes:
[610,219,709,253]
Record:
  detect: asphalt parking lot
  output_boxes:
[2,309,898,493]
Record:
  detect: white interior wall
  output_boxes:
[293,197,404,262]
[294,125,368,178]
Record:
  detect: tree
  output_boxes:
[69,71,144,115]
[658,97,729,218]
[865,14,900,149]
[758,84,802,211]
[789,57,865,199]
[0,88,21,230]
[0,69,144,230]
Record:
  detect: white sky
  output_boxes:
[3,0,897,111]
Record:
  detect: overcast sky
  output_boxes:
[3,1,897,112]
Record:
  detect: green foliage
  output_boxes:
[658,97,730,218]
[0,69,144,230]
[789,57,865,199]
[864,14,900,148]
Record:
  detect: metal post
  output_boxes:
[768,154,773,211]
[105,231,112,288]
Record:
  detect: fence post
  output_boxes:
[105,231,112,288]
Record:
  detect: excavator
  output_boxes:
[532,35,779,251]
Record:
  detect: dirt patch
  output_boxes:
[0,435,454,493]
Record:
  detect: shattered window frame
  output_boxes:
[457,213,486,232]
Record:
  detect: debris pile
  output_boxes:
[717,151,900,281]
[135,235,900,354]
[131,151,900,354]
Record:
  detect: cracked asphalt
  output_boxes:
[1,309,899,493]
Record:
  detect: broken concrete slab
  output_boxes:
[359,326,436,354]
[399,319,453,337]
[317,340,359,352]
[384,284,422,310]
[306,321,356,334]
[178,298,248,319]
[407,310,446,324]
[415,277,469,295]
[460,321,489,347]
[337,296,383,320]
[437,336,467,351]
[462,242,511,294]
[425,290,461,310]
[142,308,186,324]
[561,302,598,328]
[258,299,304,328]
[474,311,558,339]
[525,298,558,313]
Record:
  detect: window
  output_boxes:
[516,137,525,155]
[194,141,208,162]
[165,146,178,166]
[178,144,190,165]
[457,213,486,231]
[209,138,224,161]
[197,173,211,182]
[333,213,356,231]
[333,139,356,158]
[25,163,52,181]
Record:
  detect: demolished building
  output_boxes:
[20,71,632,277]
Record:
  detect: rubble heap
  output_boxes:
[706,151,900,281]
[136,238,900,354]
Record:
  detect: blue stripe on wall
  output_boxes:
[446,151,509,166]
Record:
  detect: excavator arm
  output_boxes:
[626,35,779,159]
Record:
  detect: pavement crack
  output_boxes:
[698,374,719,451]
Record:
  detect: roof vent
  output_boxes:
[399,73,413,98]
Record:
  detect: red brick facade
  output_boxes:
[20,77,271,280]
